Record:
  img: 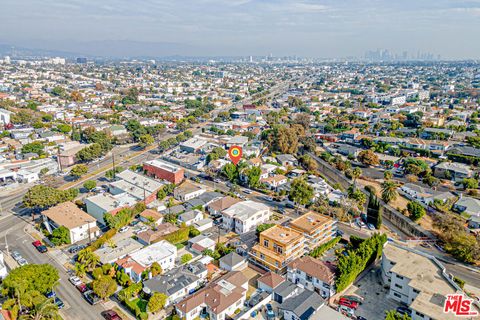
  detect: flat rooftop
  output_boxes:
[144,159,182,173]
[261,225,303,245]
[289,212,334,234]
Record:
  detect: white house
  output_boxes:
[219,252,247,272]
[222,200,271,234]
[130,240,177,272]
[287,256,336,299]
[0,252,8,279]
[178,209,203,226]
[174,181,206,201]
[42,202,100,244]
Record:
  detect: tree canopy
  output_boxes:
[23,186,78,209]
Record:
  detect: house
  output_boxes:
[178,209,203,226]
[434,162,472,181]
[58,143,91,168]
[287,256,336,298]
[380,243,475,320]
[468,216,480,229]
[130,240,177,272]
[42,202,100,244]
[138,209,163,226]
[174,181,206,201]
[289,212,337,250]
[272,280,302,304]
[276,154,298,167]
[143,261,208,306]
[225,135,249,148]
[222,200,271,234]
[207,196,240,216]
[250,225,306,273]
[84,193,137,225]
[143,159,184,184]
[278,290,324,320]
[453,196,480,217]
[175,271,248,320]
[260,174,288,191]
[136,223,179,245]
[96,238,143,264]
[193,218,213,232]
[400,183,454,205]
[219,252,247,271]
[188,235,216,254]
[257,271,285,293]
[115,256,147,283]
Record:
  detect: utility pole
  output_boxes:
[112,153,116,179]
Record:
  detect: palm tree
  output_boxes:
[19,298,59,320]
[77,248,100,271]
[381,180,399,204]
[75,262,86,277]
[352,167,362,185]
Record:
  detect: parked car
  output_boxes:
[339,298,359,309]
[356,220,366,228]
[134,226,148,235]
[54,297,64,309]
[341,295,364,305]
[129,220,140,227]
[36,245,48,253]
[243,189,253,194]
[69,276,82,286]
[102,310,122,320]
[367,223,376,231]
[263,196,274,202]
[11,251,22,261]
[45,291,56,299]
[336,230,345,237]
[266,303,275,319]
[84,290,101,305]
[76,283,88,293]
[119,226,129,233]
[18,258,28,266]
[32,240,42,248]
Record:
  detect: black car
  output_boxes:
[396,306,411,316]
[36,245,48,253]
[84,290,101,305]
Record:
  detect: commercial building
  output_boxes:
[289,212,337,250]
[381,243,475,320]
[222,200,271,234]
[42,202,100,244]
[250,225,305,273]
[111,170,165,204]
[143,159,184,184]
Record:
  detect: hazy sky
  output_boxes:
[1,0,480,58]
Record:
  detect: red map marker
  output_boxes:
[228,145,243,165]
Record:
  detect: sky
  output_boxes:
[1,0,480,59]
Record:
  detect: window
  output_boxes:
[415,311,424,318]
[390,261,396,266]
[395,274,404,280]
[394,284,403,289]
[306,275,313,282]
[260,254,265,259]
[413,288,420,294]
[393,293,401,298]
[263,240,269,247]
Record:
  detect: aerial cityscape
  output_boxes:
[1,1,480,320]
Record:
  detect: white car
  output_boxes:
[243,189,253,194]
[263,196,274,202]
[357,220,367,228]
[69,276,82,286]
[18,258,28,266]
[119,226,129,233]
[11,251,22,261]
[134,226,148,235]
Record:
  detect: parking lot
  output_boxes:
[342,267,401,319]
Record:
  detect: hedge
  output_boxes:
[89,228,117,250]
[310,237,341,258]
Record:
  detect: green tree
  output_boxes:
[138,134,155,148]
[56,123,72,134]
[105,166,124,180]
[77,248,100,271]
[51,86,65,97]
[245,166,261,188]
[148,292,168,313]
[83,180,97,191]
[384,170,393,180]
[26,297,61,320]
[50,226,71,245]
[385,310,411,320]
[150,262,162,276]
[70,164,88,179]
[22,141,45,156]
[23,186,78,209]
[181,253,193,264]
[462,178,478,190]
[352,167,362,184]
[289,177,314,209]
[92,276,117,300]
[222,163,239,182]
[256,223,275,235]
[407,201,426,221]
[3,264,59,297]
[381,180,399,204]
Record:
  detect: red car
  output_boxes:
[32,240,42,247]
[339,298,359,309]
[76,283,88,293]
[102,310,122,320]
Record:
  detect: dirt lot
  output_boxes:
[241,266,263,298]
